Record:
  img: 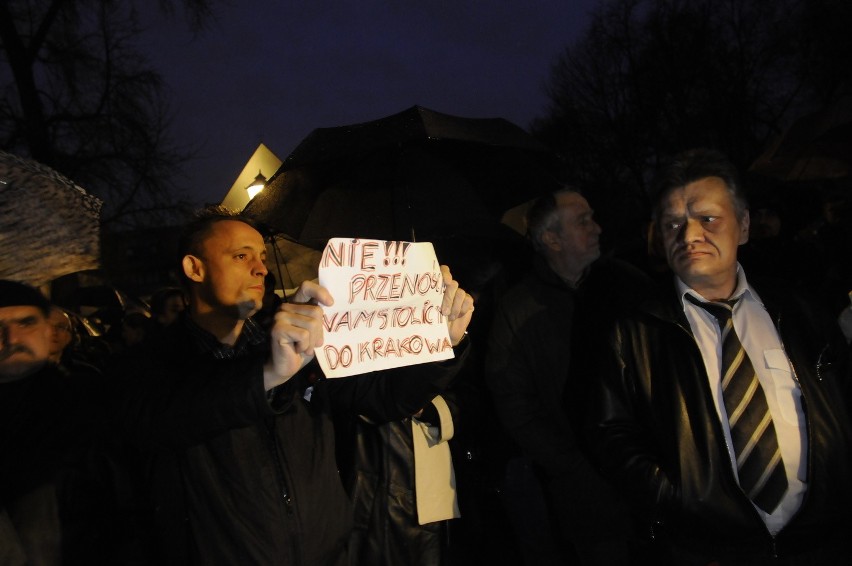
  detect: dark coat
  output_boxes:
[485,255,655,475]
[0,364,111,564]
[588,276,852,559]
[485,256,655,564]
[113,317,467,566]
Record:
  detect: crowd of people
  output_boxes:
[1,148,851,566]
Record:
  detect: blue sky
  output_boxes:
[138,1,599,205]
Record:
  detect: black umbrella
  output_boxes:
[243,106,558,288]
[244,106,560,248]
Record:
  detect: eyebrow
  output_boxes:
[689,205,724,216]
[229,244,264,253]
[0,315,42,325]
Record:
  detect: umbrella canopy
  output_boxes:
[266,234,322,291]
[243,105,561,250]
[0,151,103,287]
[750,94,852,181]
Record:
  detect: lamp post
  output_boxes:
[246,170,267,200]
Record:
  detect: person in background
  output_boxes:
[149,287,185,329]
[120,312,151,349]
[486,187,654,565]
[0,280,110,564]
[588,149,852,565]
[339,373,464,566]
[112,207,474,565]
[46,306,74,364]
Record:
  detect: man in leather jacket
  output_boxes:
[588,149,852,565]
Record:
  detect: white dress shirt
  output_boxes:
[676,266,807,535]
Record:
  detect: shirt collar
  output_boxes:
[183,314,267,360]
[675,263,756,307]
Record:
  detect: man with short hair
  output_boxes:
[589,149,852,564]
[486,188,652,565]
[114,207,474,565]
[0,280,106,564]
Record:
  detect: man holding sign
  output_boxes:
[112,207,473,566]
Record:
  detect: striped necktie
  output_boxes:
[686,294,788,513]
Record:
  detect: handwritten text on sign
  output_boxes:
[317,238,454,378]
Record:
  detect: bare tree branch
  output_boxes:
[0,0,216,229]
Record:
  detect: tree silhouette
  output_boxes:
[533,0,852,252]
[0,0,214,228]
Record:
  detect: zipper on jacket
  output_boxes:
[265,420,295,512]
[815,344,831,381]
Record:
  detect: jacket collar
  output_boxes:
[532,254,592,291]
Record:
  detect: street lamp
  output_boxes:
[246,170,267,200]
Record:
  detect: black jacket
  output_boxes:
[485,255,655,476]
[588,276,852,559]
[1,364,111,564]
[113,316,467,566]
[340,395,461,566]
[485,256,655,564]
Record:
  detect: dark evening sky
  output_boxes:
[138,1,599,206]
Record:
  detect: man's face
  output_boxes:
[0,305,52,381]
[157,295,185,326]
[47,308,73,359]
[659,176,749,297]
[546,192,602,273]
[185,220,269,320]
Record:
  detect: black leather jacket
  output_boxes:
[588,277,852,559]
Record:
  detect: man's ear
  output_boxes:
[182,255,204,283]
[739,210,750,245]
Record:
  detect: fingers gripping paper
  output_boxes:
[317,238,455,378]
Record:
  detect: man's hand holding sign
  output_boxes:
[263,238,473,388]
[263,279,334,390]
[437,264,475,347]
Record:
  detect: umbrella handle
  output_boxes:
[270,234,290,303]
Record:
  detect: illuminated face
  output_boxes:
[47,308,73,360]
[0,305,52,381]
[184,220,269,320]
[547,192,602,273]
[658,176,749,298]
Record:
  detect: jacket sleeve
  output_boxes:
[322,340,470,423]
[586,320,679,521]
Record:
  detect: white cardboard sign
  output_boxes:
[317,238,455,378]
